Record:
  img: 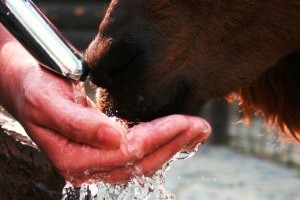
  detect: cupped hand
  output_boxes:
[0,29,211,185]
[29,114,210,185]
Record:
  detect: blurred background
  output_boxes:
[17,0,300,199]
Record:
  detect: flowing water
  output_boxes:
[62,148,202,200]
[1,81,202,200]
[63,82,203,200]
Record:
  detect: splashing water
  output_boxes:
[62,144,202,200]
[72,81,88,105]
[66,83,203,200]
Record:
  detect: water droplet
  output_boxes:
[175,143,202,160]
[61,149,201,199]
[72,81,87,104]
[89,80,98,89]
[135,95,145,105]
[62,85,202,199]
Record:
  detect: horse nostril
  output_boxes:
[89,38,142,88]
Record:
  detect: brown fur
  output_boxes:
[86,0,300,142]
[228,50,300,141]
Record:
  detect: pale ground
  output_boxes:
[162,145,300,200]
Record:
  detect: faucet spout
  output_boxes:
[0,0,89,81]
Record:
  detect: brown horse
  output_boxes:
[86,0,300,142]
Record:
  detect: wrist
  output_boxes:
[0,39,38,117]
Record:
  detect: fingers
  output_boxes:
[26,123,130,172]
[122,115,209,159]
[183,116,211,151]
[18,67,123,149]
[37,96,125,149]
[26,114,210,185]
[121,115,190,159]
[98,116,211,183]
[135,116,210,177]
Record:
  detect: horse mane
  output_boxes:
[228,50,300,142]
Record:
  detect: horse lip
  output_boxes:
[87,37,144,88]
[128,82,190,122]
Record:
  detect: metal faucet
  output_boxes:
[0,0,89,81]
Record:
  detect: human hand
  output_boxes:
[0,40,123,149]
[25,113,210,185]
[0,27,211,185]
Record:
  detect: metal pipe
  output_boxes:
[0,0,89,81]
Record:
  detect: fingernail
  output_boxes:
[189,118,208,131]
[202,121,211,134]
[97,126,121,149]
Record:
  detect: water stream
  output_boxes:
[67,81,203,200]
[62,148,201,200]
[0,80,203,200]
[0,81,202,200]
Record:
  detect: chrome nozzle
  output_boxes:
[0,0,89,81]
